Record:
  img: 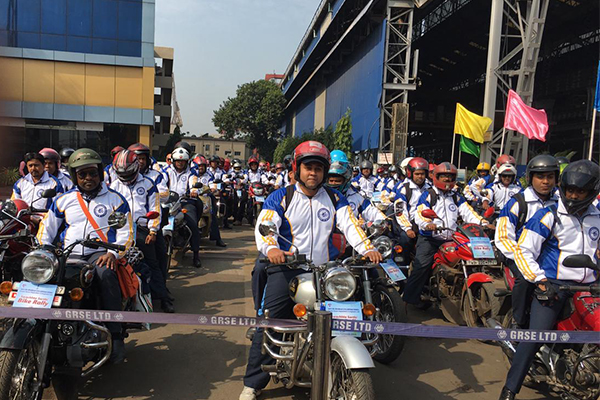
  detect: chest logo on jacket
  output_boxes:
[448,204,457,212]
[136,187,145,196]
[589,227,599,241]
[94,204,108,218]
[180,175,188,183]
[317,208,331,222]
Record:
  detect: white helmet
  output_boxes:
[497,163,517,176]
[172,148,190,161]
[399,157,414,175]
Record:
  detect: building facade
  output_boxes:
[184,136,251,161]
[0,0,155,166]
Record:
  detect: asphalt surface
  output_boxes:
[42,226,557,400]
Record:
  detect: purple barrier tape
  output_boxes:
[0,307,597,344]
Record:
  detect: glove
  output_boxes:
[534,280,558,304]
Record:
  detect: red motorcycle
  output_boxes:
[247,182,266,226]
[491,255,600,400]
[421,208,500,328]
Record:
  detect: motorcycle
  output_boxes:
[420,207,501,327]
[490,255,600,400]
[210,179,230,227]
[0,211,156,400]
[257,221,376,399]
[247,182,267,226]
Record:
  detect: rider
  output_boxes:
[353,160,378,197]
[191,155,228,244]
[208,155,225,180]
[110,150,174,313]
[37,148,134,363]
[239,141,382,400]
[233,157,263,226]
[59,147,74,175]
[481,163,521,211]
[103,146,125,185]
[494,155,559,328]
[499,160,600,400]
[39,148,73,191]
[12,152,64,209]
[163,148,203,268]
[403,162,489,309]
[464,162,492,203]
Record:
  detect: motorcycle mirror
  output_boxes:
[480,189,489,197]
[394,201,404,215]
[562,255,599,271]
[145,211,160,220]
[167,191,179,203]
[214,179,223,184]
[193,182,203,189]
[258,221,278,237]
[108,212,127,229]
[422,209,439,220]
[41,188,57,199]
[483,207,495,219]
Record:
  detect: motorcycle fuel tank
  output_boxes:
[289,273,316,310]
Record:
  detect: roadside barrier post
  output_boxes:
[311,310,332,400]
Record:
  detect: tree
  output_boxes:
[272,127,334,163]
[333,108,353,161]
[158,126,183,160]
[213,80,285,161]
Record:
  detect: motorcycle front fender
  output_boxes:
[0,318,39,350]
[466,272,493,288]
[331,335,375,369]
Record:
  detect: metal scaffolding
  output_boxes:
[482,0,550,164]
[380,0,417,163]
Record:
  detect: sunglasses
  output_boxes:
[76,170,100,179]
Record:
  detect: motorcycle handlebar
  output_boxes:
[259,254,307,265]
[83,239,127,252]
[559,285,600,295]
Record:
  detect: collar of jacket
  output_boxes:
[524,186,558,203]
[25,171,51,184]
[76,181,108,201]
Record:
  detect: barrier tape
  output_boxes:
[1,307,597,344]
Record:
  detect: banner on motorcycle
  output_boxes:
[0,307,597,344]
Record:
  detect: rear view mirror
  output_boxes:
[258,221,277,237]
[108,212,127,229]
[193,182,203,189]
[422,209,438,220]
[167,191,179,204]
[563,255,599,271]
[483,207,495,219]
[41,188,57,199]
[145,211,160,220]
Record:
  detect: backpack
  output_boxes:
[427,188,459,209]
[512,192,558,233]
[283,185,338,213]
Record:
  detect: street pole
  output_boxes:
[458,148,462,169]
[450,133,457,165]
[500,127,507,155]
[589,109,597,160]
[311,310,332,400]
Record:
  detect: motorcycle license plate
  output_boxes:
[216,183,222,190]
[466,259,496,266]
[9,282,61,308]
[324,301,363,337]
[165,216,175,231]
[236,190,242,197]
[380,260,407,282]
[255,196,265,203]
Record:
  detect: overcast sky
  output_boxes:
[154,0,322,135]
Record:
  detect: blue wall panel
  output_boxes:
[294,95,316,136]
[324,22,385,151]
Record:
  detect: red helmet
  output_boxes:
[428,163,436,174]
[265,162,271,170]
[248,157,259,166]
[377,167,385,174]
[432,162,457,191]
[128,142,150,157]
[194,155,208,166]
[406,157,429,179]
[113,150,139,183]
[292,141,330,176]
[39,148,61,167]
[110,146,125,159]
[496,154,516,169]
[223,159,231,171]
[275,163,284,170]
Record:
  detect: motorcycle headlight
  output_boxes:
[0,200,17,218]
[372,236,393,259]
[323,266,356,301]
[21,249,58,285]
[254,189,264,196]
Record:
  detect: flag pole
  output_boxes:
[500,127,507,154]
[589,109,597,160]
[458,146,462,169]
[451,133,457,165]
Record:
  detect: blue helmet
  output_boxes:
[326,161,351,194]
[330,150,349,166]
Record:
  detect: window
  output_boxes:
[215,145,220,152]
[234,151,241,156]
[191,145,196,152]
[225,150,232,156]
[205,144,210,152]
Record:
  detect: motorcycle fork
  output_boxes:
[362,270,373,305]
[35,322,53,391]
[462,264,477,312]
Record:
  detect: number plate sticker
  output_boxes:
[325,301,363,337]
[236,190,242,197]
[380,259,407,282]
[466,259,496,266]
[469,237,495,259]
[216,183,222,190]
[255,196,265,202]
[165,216,175,230]
[13,282,57,309]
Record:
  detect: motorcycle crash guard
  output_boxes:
[331,335,375,369]
[466,272,493,288]
[0,318,38,350]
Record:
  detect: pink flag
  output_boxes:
[504,89,549,142]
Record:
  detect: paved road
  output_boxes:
[44,227,555,400]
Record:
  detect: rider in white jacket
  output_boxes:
[12,152,64,209]
[481,164,521,210]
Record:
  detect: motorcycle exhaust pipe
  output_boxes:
[486,318,517,356]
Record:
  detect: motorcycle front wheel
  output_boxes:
[0,339,42,400]
[329,353,375,400]
[462,282,500,328]
[371,285,406,364]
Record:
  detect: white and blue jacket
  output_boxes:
[163,164,195,197]
[514,202,599,283]
[345,186,386,223]
[255,183,374,266]
[464,175,493,201]
[110,174,161,233]
[415,186,484,241]
[394,180,431,232]
[351,174,379,198]
[143,168,169,203]
[483,181,521,210]
[103,164,119,186]
[12,171,64,209]
[37,183,134,258]
[495,187,558,260]
[56,171,73,192]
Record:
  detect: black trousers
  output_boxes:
[251,255,269,313]
[136,229,169,301]
[207,194,223,241]
[402,236,444,305]
[182,201,201,252]
[507,259,535,327]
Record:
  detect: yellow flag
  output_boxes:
[454,103,492,144]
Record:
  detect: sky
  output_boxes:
[154,0,323,136]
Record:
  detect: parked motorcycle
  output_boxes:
[257,221,376,399]
[420,208,500,327]
[0,211,155,400]
[247,182,267,226]
[490,255,599,400]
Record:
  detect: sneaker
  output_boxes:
[239,386,261,400]
[109,338,126,364]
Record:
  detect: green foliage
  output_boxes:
[158,126,183,160]
[212,80,285,161]
[554,150,576,160]
[0,167,20,186]
[273,127,335,163]
[333,108,353,161]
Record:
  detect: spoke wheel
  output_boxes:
[371,285,406,364]
[0,339,41,400]
[329,353,375,400]
[462,282,500,328]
